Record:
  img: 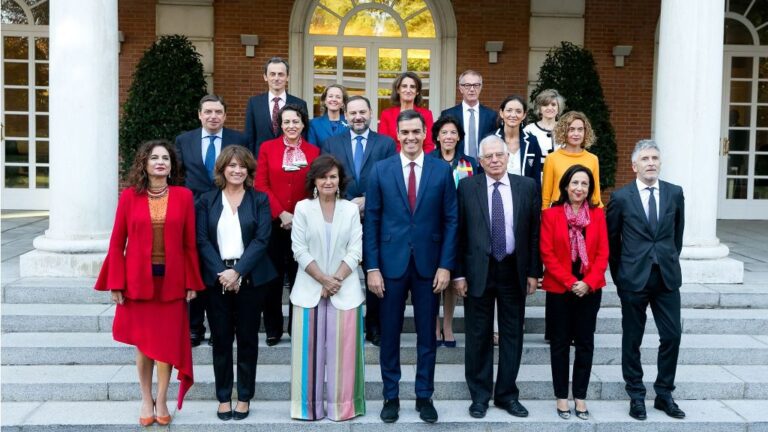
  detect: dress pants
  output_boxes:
[263,221,298,339]
[464,255,525,405]
[546,289,602,399]
[379,257,439,399]
[364,279,381,336]
[188,287,208,337]
[618,264,682,399]
[208,278,265,403]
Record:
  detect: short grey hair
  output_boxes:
[478,135,508,158]
[631,139,661,162]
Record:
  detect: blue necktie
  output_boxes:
[491,182,507,261]
[204,135,216,180]
[353,136,364,178]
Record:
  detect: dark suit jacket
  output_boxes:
[455,173,542,297]
[606,180,685,292]
[363,154,458,279]
[244,93,308,154]
[323,130,396,200]
[308,113,349,152]
[195,188,277,287]
[440,103,497,154]
[175,127,247,199]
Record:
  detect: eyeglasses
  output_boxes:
[481,152,507,160]
[459,83,482,90]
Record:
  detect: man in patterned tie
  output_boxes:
[454,135,541,419]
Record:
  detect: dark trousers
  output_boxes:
[364,276,380,335]
[208,279,265,402]
[379,257,439,399]
[618,265,682,400]
[546,289,602,399]
[188,287,209,336]
[263,221,298,338]
[464,255,525,405]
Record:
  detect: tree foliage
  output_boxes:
[118,35,207,174]
[531,41,618,188]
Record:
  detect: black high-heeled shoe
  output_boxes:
[233,401,250,420]
[557,408,571,419]
[217,402,233,421]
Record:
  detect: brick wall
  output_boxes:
[118,0,157,108]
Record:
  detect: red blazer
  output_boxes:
[255,137,320,219]
[95,186,205,300]
[540,205,609,293]
[378,105,435,154]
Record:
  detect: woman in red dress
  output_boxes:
[378,71,435,153]
[95,140,205,426]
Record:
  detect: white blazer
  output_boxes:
[290,198,364,310]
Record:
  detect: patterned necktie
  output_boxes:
[647,186,658,232]
[491,181,507,261]
[353,136,364,178]
[204,135,216,180]
[468,108,477,158]
[407,162,416,213]
[271,97,280,136]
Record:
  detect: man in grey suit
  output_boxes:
[607,139,686,421]
[323,95,396,346]
[454,135,541,419]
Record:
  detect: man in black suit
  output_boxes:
[607,139,686,421]
[454,135,541,419]
[439,70,497,159]
[176,94,248,347]
[323,95,396,347]
[244,57,308,154]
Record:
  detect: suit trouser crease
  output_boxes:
[264,221,299,338]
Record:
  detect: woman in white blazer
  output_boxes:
[289,155,365,421]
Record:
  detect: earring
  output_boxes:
[336,188,340,199]
[313,186,318,199]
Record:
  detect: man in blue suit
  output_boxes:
[323,95,396,346]
[244,57,308,154]
[176,94,247,347]
[439,70,497,159]
[364,110,458,424]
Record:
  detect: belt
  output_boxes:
[223,259,239,268]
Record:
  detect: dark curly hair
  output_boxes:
[126,139,183,193]
[304,155,349,198]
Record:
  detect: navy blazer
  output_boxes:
[308,113,349,152]
[244,92,308,154]
[323,130,396,200]
[176,127,247,199]
[607,180,685,292]
[439,103,497,155]
[195,188,277,288]
[363,154,458,279]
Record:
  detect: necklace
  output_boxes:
[147,184,168,198]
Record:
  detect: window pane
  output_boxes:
[407,49,430,100]
[5,114,29,137]
[730,105,751,127]
[4,166,29,188]
[732,57,753,78]
[754,179,768,199]
[318,0,353,17]
[758,106,768,127]
[4,62,29,85]
[759,81,768,103]
[342,47,366,95]
[30,0,49,25]
[393,0,429,19]
[35,62,48,86]
[378,48,401,73]
[758,130,768,152]
[731,81,752,102]
[729,129,749,151]
[35,140,48,163]
[760,57,768,79]
[35,37,49,60]
[1,0,29,24]
[726,178,748,199]
[3,36,29,59]
[309,5,341,35]
[36,114,48,137]
[5,88,29,111]
[405,10,436,38]
[35,88,48,111]
[36,166,49,188]
[724,18,754,45]
[344,10,401,37]
[728,153,749,175]
[755,155,768,176]
[5,140,29,163]
[728,0,751,14]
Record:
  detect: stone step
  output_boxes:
[5,277,768,309]
[4,303,768,335]
[3,364,767,402]
[4,399,764,431]
[3,332,767,367]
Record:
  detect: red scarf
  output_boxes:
[564,204,590,274]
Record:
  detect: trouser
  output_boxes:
[263,221,298,338]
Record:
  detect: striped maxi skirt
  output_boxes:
[290,298,366,421]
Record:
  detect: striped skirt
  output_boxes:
[290,298,366,421]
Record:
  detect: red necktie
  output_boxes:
[271,97,280,135]
[408,162,416,213]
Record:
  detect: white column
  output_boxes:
[20,0,119,277]
[653,0,743,283]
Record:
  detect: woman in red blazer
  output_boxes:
[95,140,205,426]
[540,164,608,421]
[255,104,320,346]
[377,71,435,153]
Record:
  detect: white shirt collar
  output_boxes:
[201,129,223,139]
[350,129,370,141]
[636,178,660,192]
[462,100,480,112]
[268,91,287,102]
[485,173,509,188]
[400,151,425,168]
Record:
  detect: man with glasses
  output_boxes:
[439,70,497,159]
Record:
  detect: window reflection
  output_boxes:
[310,0,436,38]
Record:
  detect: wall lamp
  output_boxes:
[240,34,259,57]
[485,41,504,64]
[612,45,633,67]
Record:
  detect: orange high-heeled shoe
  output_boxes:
[139,400,155,427]
[155,402,172,426]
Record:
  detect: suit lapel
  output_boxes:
[473,175,491,233]
[236,190,251,245]
[360,132,376,170]
[259,94,276,139]
[210,191,224,239]
[341,135,356,177]
[414,156,433,212]
[628,185,653,237]
[392,158,411,212]
[657,182,671,233]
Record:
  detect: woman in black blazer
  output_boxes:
[196,145,277,421]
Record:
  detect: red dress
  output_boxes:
[95,186,205,409]
[377,105,435,154]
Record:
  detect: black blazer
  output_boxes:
[195,188,277,287]
[606,180,685,292]
[455,173,542,297]
[244,92,308,154]
[322,130,396,200]
[439,103,497,154]
[176,127,247,199]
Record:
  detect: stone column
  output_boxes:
[653,0,743,283]
[20,0,119,277]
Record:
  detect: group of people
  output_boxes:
[94,57,687,426]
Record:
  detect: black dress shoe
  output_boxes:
[629,399,647,420]
[366,331,381,347]
[266,336,280,346]
[232,402,250,421]
[380,398,400,423]
[415,398,438,423]
[190,333,203,347]
[495,400,529,417]
[654,396,685,419]
[468,402,488,418]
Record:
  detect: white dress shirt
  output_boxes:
[217,192,244,260]
[506,148,522,176]
[200,129,223,162]
[485,174,515,255]
[636,179,660,220]
[350,129,370,159]
[267,91,287,117]
[400,151,424,196]
[462,101,480,155]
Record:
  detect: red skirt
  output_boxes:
[112,276,194,409]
